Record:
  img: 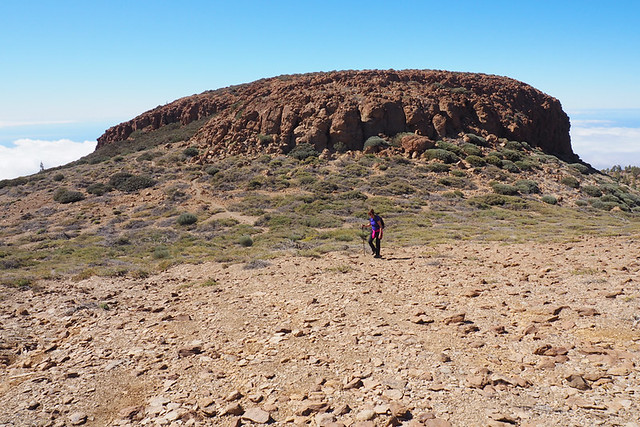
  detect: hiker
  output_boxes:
[362,209,383,258]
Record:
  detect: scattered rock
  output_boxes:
[69,412,87,425]
[222,402,244,416]
[566,374,591,390]
[242,407,270,424]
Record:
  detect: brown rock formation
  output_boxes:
[96,70,573,159]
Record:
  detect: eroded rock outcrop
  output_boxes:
[97,70,573,159]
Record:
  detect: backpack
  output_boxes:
[377,215,385,229]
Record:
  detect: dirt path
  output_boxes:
[1,237,639,426]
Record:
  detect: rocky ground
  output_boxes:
[1,236,639,426]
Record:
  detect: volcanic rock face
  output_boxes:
[97,70,573,158]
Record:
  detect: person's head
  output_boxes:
[368,209,375,218]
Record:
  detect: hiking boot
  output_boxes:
[374,254,382,258]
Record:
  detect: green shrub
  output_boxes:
[109,173,156,192]
[485,156,503,167]
[468,194,508,208]
[425,163,451,173]
[464,134,488,146]
[86,183,112,196]
[514,160,536,171]
[333,141,348,153]
[501,149,524,162]
[465,155,486,167]
[501,160,520,173]
[363,136,389,151]
[560,176,580,188]
[491,183,519,195]
[570,163,590,174]
[53,188,85,204]
[205,166,220,176]
[183,147,199,157]
[515,179,540,194]
[504,141,524,151]
[177,213,198,226]
[257,134,274,145]
[462,143,483,156]
[153,246,170,259]
[582,185,602,197]
[438,177,466,188]
[575,199,588,207]
[238,235,254,247]
[424,149,460,164]
[541,195,558,205]
[288,143,318,160]
[53,173,65,181]
[436,141,463,156]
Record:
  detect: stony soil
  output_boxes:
[1,237,639,427]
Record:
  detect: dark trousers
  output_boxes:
[368,231,381,256]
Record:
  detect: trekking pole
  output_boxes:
[359,226,367,255]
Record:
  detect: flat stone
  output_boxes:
[356,409,376,421]
[566,374,590,390]
[424,418,452,427]
[69,412,87,425]
[242,407,270,424]
[383,389,403,400]
[222,402,244,416]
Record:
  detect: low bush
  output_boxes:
[177,213,198,226]
[485,156,503,167]
[435,141,463,156]
[363,136,389,151]
[560,176,580,188]
[501,160,520,173]
[425,163,451,173]
[515,179,540,194]
[582,185,602,197]
[570,163,590,174]
[491,182,519,195]
[438,177,466,188]
[468,194,508,208]
[424,149,460,164]
[53,188,85,204]
[109,173,156,192]
[205,166,220,176]
[462,143,483,156]
[465,155,486,167]
[183,147,199,157]
[541,195,558,205]
[504,141,524,151]
[501,149,524,162]
[238,235,254,247]
[288,143,318,160]
[515,160,536,171]
[87,183,112,196]
[464,133,488,146]
[53,173,65,181]
[153,246,170,259]
[257,134,274,145]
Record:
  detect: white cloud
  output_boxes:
[571,126,640,169]
[0,138,95,180]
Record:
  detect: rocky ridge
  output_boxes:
[97,70,573,161]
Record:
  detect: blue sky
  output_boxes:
[1,0,639,179]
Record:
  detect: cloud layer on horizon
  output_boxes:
[570,125,640,169]
[0,138,95,180]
